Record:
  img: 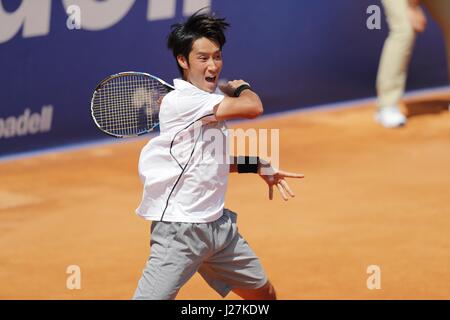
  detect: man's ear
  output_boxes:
[176,55,189,70]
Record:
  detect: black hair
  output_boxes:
[167,10,229,76]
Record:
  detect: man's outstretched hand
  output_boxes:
[258,159,304,201]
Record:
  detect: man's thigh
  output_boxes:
[133,221,207,300]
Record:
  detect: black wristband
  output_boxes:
[236,156,259,173]
[233,84,252,97]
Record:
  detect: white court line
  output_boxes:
[0,85,449,164]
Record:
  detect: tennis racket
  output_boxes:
[91,72,174,138]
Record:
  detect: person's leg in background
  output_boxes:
[376,0,416,128]
[422,0,450,110]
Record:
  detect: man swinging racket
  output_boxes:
[133,10,304,300]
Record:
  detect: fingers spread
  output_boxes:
[279,180,295,197]
[278,170,305,179]
[276,183,288,201]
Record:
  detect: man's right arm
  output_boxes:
[213,80,264,121]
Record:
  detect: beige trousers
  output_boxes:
[376,0,450,109]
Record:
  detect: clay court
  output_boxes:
[1,89,449,300]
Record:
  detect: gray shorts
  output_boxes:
[133,208,268,300]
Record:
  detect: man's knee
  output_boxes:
[261,281,277,300]
[232,281,277,300]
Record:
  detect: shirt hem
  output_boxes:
[135,210,224,223]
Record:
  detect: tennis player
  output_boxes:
[133,11,304,300]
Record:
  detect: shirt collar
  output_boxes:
[173,78,223,95]
[173,78,197,90]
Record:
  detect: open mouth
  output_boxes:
[205,76,216,83]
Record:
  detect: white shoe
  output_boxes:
[375,106,407,128]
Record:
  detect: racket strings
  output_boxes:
[92,75,168,136]
[95,77,152,133]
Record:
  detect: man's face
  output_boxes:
[178,37,223,93]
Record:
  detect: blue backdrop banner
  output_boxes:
[0,0,448,157]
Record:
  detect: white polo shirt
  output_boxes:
[135,79,229,223]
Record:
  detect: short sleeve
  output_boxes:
[175,89,225,123]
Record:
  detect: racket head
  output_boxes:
[91,72,174,138]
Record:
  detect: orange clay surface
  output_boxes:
[1,91,449,300]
